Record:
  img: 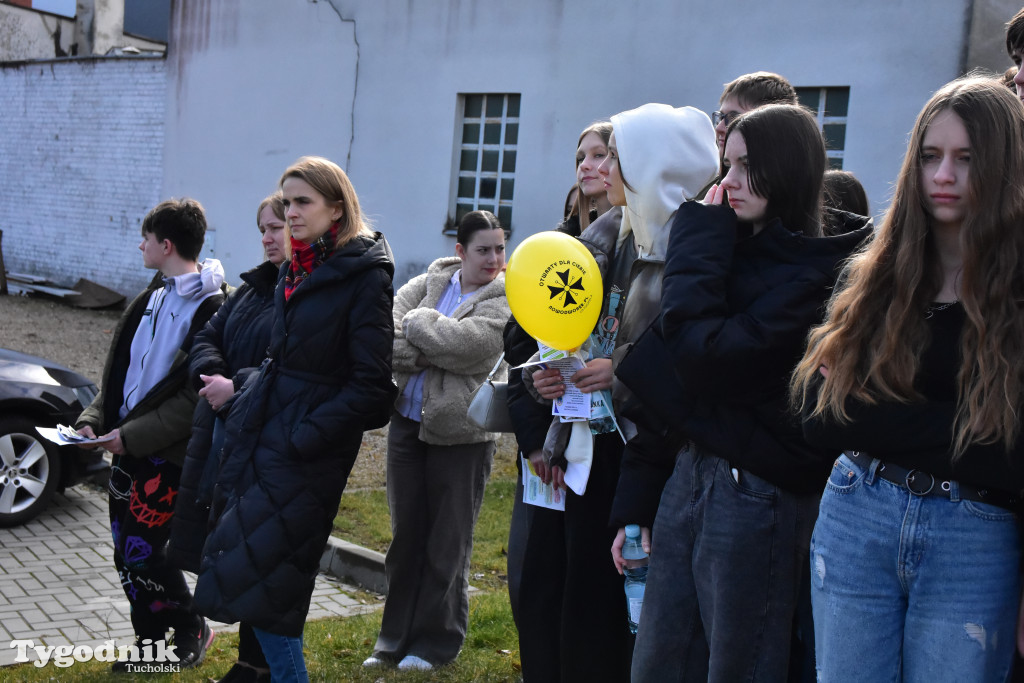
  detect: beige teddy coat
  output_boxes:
[392,256,510,445]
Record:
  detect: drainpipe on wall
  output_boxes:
[959,0,975,75]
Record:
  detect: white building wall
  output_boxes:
[0,56,166,296]
[161,0,358,282]
[0,3,77,60]
[164,0,979,289]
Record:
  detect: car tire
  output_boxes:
[0,416,62,527]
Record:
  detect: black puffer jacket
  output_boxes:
[611,202,871,526]
[193,233,397,636]
[169,260,280,573]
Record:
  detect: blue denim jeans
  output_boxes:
[252,626,308,683]
[632,447,820,682]
[811,454,1021,683]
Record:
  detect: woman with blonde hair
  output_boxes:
[194,156,397,682]
[504,120,621,682]
[793,76,1024,681]
[567,121,614,234]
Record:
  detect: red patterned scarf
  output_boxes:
[285,223,339,301]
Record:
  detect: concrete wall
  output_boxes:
[0,0,164,62]
[161,0,358,281]
[966,0,1023,74]
[163,0,981,289]
[0,56,166,296]
[0,3,77,59]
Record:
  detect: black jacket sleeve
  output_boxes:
[189,285,244,389]
[609,429,681,528]
[504,316,551,456]
[660,203,830,403]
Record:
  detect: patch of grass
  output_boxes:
[333,488,392,552]
[332,437,519,592]
[8,591,520,681]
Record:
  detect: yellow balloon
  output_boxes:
[505,232,603,350]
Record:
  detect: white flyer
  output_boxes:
[521,454,566,511]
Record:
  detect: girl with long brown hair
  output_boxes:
[792,76,1024,681]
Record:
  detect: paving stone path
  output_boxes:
[0,485,377,667]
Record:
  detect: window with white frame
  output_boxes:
[449,93,520,233]
[796,87,849,169]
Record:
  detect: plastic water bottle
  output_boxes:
[622,524,649,634]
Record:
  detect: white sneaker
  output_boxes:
[398,654,433,670]
[362,655,386,668]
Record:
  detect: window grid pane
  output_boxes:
[796,86,849,172]
[450,93,519,232]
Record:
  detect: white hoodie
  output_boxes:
[612,103,719,260]
[120,259,226,419]
[609,103,719,345]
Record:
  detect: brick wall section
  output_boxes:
[0,56,166,297]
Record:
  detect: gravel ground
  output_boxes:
[0,293,390,489]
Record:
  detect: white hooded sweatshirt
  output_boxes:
[609,103,719,347]
[120,258,226,419]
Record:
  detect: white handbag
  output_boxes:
[466,354,514,433]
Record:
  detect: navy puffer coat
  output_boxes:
[169,259,279,573]
[194,232,397,636]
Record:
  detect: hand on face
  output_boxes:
[701,184,726,205]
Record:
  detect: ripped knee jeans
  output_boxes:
[810,453,1021,683]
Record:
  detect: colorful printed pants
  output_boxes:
[108,453,200,639]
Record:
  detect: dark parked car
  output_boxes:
[0,348,108,526]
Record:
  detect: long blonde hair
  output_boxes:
[279,156,373,249]
[573,122,613,232]
[791,76,1024,455]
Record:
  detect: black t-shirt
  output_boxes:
[804,302,1024,495]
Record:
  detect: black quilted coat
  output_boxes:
[169,260,279,573]
[193,233,397,636]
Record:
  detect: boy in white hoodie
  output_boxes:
[76,198,225,672]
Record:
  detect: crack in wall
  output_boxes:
[318,0,359,173]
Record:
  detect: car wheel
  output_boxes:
[0,416,62,527]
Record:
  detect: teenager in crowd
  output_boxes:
[612,104,871,682]
[194,156,396,683]
[793,76,1024,683]
[169,192,290,683]
[505,121,624,682]
[712,71,798,151]
[365,210,509,672]
[823,169,869,218]
[76,198,226,672]
[529,103,720,681]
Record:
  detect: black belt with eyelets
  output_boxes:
[843,451,1021,513]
